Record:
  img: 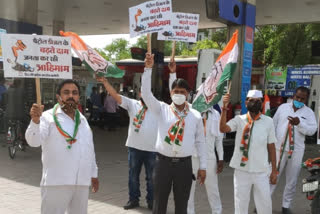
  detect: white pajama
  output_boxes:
[41,185,89,214]
[270,148,305,208]
[234,169,272,214]
[188,157,222,214]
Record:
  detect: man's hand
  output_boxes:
[216,160,224,174]
[91,177,99,193]
[168,58,176,73]
[269,171,277,185]
[288,116,300,126]
[197,169,206,185]
[144,53,154,68]
[222,94,231,108]
[96,75,107,83]
[30,104,44,124]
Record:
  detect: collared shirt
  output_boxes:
[142,68,207,169]
[273,102,317,151]
[204,107,224,160]
[25,106,98,186]
[120,95,158,152]
[104,95,118,113]
[227,114,276,173]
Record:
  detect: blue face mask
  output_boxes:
[293,100,304,109]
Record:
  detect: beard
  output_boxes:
[60,98,78,113]
[247,101,262,114]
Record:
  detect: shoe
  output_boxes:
[147,202,153,210]
[123,201,139,210]
[282,207,292,214]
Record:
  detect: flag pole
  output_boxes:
[35,78,41,104]
[171,41,176,60]
[227,80,232,94]
[147,34,151,54]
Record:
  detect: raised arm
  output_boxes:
[141,54,161,115]
[96,77,122,105]
[25,104,48,147]
[220,94,232,133]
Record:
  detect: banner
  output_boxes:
[129,0,172,38]
[265,66,287,90]
[157,12,199,43]
[0,28,7,61]
[2,34,72,79]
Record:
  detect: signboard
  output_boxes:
[157,12,199,43]
[2,34,72,79]
[265,66,287,90]
[129,0,172,38]
[0,28,7,61]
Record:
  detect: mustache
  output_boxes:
[66,98,76,102]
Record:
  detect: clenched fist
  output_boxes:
[30,104,44,124]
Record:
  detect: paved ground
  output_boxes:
[0,126,319,214]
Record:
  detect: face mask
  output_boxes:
[59,96,78,113]
[293,100,304,109]
[171,94,186,105]
[247,100,262,114]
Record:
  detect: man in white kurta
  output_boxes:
[188,106,224,214]
[25,80,98,214]
[271,86,317,214]
[220,90,277,214]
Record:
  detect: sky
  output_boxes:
[80,34,138,49]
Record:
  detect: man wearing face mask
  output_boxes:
[96,73,176,210]
[25,80,99,214]
[270,86,317,214]
[220,90,277,214]
[142,53,206,214]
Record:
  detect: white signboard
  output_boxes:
[2,34,72,79]
[0,28,7,61]
[129,0,172,38]
[158,12,199,43]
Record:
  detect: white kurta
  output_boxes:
[141,68,207,169]
[271,102,317,208]
[25,106,98,214]
[227,114,277,214]
[188,107,224,214]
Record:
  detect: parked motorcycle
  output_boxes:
[302,158,320,214]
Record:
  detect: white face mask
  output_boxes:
[171,94,186,105]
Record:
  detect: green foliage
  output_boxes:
[254,23,320,66]
[102,38,131,62]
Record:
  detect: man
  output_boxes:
[103,92,119,130]
[220,90,277,214]
[25,79,99,214]
[271,86,317,214]
[90,86,102,121]
[142,53,207,214]
[96,75,160,210]
[188,106,224,214]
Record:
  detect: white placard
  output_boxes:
[0,28,7,61]
[158,12,199,43]
[2,34,72,79]
[129,0,172,38]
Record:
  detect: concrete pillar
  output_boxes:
[0,0,38,24]
[151,33,165,99]
[52,20,64,36]
[52,0,65,35]
[227,0,256,113]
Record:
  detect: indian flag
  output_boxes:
[262,94,271,116]
[192,30,239,113]
[60,31,124,78]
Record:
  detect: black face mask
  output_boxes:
[247,100,262,113]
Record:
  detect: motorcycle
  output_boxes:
[302,157,320,214]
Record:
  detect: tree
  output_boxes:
[102,38,131,62]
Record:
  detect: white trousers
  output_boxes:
[234,169,272,214]
[187,157,222,214]
[41,185,89,214]
[270,149,304,208]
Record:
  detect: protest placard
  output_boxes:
[0,28,7,61]
[129,0,172,38]
[2,34,72,79]
[157,12,199,43]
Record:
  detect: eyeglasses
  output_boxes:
[62,90,79,96]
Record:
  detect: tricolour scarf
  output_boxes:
[240,112,261,167]
[164,103,189,146]
[53,103,80,149]
[277,122,294,173]
[133,101,148,132]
